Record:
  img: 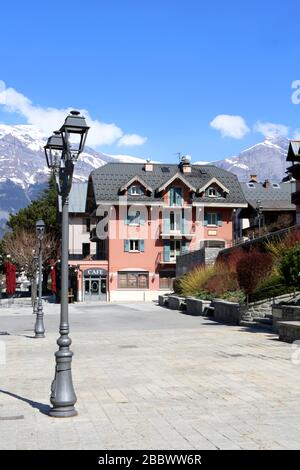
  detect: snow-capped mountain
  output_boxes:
[215,136,289,182]
[0,124,292,237]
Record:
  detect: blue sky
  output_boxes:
[1,0,300,162]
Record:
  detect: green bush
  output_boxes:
[251,274,293,302]
[177,264,217,297]
[279,245,300,288]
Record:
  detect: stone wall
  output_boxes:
[272,304,300,333]
[278,321,300,343]
[186,297,211,316]
[176,247,221,277]
[213,300,247,325]
[243,293,299,320]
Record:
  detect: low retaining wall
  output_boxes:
[186,297,211,316]
[158,294,169,307]
[168,295,186,310]
[213,300,247,325]
[278,321,300,343]
[246,293,298,320]
[272,305,300,333]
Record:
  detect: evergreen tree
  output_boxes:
[7,175,60,237]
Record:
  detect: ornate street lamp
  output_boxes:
[44,110,89,418]
[34,220,45,338]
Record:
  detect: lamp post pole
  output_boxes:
[44,111,89,418]
[32,254,38,316]
[34,220,45,338]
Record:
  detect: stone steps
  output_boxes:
[240,318,273,331]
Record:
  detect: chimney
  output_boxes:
[180,155,192,173]
[263,179,271,189]
[249,174,257,182]
[144,158,153,172]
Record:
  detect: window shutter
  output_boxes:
[139,240,145,252]
[124,240,129,252]
[169,187,174,206]
[139,212,145,225]
[217,213,223,227]
[181,213,186,234]
[163,240,170,262]
[176,188,182,206]
[164,214,170,233]
[204,212,208,226]
[181,240,189,254]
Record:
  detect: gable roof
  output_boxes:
[198,177,229,194]
[119,175,153,193]
[89,162,246,206]
[157,172,197,192]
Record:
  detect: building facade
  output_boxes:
[236,174,296,240]
[287,141,300,224]
[68,158,247,302]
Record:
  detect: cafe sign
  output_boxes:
[84,268,107,277]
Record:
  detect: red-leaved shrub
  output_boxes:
[224,248,246,272]
[202,270,239,297]
[236,250,273,296]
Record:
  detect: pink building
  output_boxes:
[68,158,247,301]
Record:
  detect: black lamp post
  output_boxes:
[44,110,89,418]
[34,219,45,338]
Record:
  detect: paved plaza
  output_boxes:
[0,300,300,450]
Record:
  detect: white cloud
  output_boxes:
[210,114,250,139]
[117,133,147,147]
[254,121,289,139]
[0,80,146,148]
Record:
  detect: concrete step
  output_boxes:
[240,319,273,331]
[253,317,273,325]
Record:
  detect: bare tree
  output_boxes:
[2,230,59,303]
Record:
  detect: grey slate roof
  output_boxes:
[90,162,246,205]
[287,141,300,161]
[240,181,296,211]
[68,182,88,213]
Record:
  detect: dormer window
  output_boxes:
[208,187,217,197]
[129,185,144,196]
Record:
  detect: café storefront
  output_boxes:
[83,267,108,301]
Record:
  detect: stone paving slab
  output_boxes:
[0,302,300,449]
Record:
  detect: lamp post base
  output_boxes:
[49,406,77,418]
[34,333,45,338]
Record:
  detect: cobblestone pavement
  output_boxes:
[0,301,300,450]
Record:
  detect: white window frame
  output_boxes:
[170,240,181,261]
[129,185,143,196]
[207,212,218,226]
[129,239,140,252]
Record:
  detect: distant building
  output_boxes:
[66,158,247,302]
[236,174,296,240]
[286,141,300,224]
